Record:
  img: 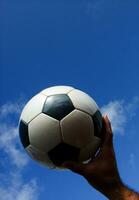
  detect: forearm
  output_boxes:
[106,184,139,200]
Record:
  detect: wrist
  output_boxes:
[105,183,139,200]
[106,182,125,200]
[100,178,125,199]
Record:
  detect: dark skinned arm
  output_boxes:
[62,116,139,200]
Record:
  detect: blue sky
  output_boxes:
[0,0,139,199]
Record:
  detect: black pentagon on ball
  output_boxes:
[42,94,75,120]
[19,120,30,148]
[92,110,103,139]
[48,143,80,166]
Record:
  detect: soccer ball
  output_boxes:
[19,86,102,169]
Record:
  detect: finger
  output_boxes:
[105,115,112,133]
[101,115,113,148]
[61,161,85,175]
[85,116,113,164]
[85,116,111,164]
[86,148,101,164]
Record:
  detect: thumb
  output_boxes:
[101,115,113,148]
[62,161,85,175]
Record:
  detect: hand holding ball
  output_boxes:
[19,86,102,169]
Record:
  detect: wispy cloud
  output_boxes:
[0,173,38,200]
[101,100,126,134]
[85,0,106,20]
[101,97,139,135]
[0,124,28,168]
[0,101,28,168]
[0,101,39,200]
[0,102,23,117]
[129,153,136,171]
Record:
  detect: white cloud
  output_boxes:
[0,101,39,200]
[0,102,23,117]
[0,102,28,168]
[0,173,38,200]
[0,125,28,168]
[101,100,126,134]
[101,97,139,135]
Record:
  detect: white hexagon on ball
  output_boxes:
[28,113,62,152]
[26,144,55,168]
[20,93,46,124]
[68,89,98,116]
[41,85,74,96]
[60,109,94,148]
